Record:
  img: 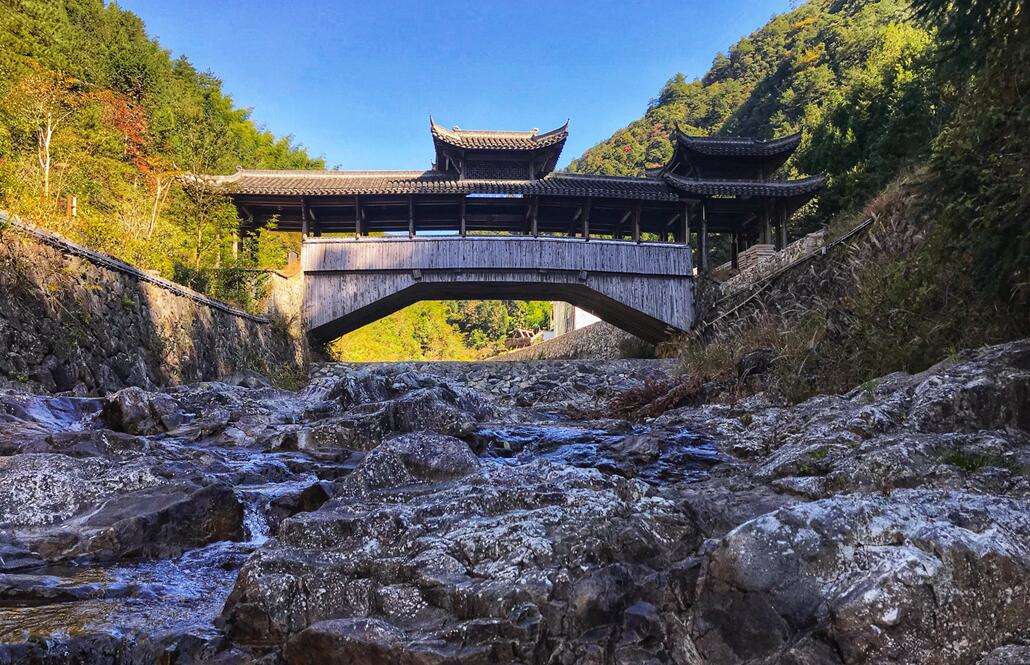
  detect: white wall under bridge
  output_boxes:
[300,236,694,345]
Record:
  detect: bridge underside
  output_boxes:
[305,273,691,345]
[302,237,694,346]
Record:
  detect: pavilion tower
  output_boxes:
[654,130,825,272]
[430,118,568,180]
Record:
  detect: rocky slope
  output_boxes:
[0,343,1027,663]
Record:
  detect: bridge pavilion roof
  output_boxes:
[655,131,803,180]
[213,169,677,201]
[430,118,569,179]
[203,121,824,253]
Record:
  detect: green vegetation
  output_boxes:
[0,0,319,309]
[330,300,552,362]
[939,450,1016,474]
[575,0,1027,403]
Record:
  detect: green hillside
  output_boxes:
[0,0,320,306]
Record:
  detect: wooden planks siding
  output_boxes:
[302,237,692,277]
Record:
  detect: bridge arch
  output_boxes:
[301,236,694,345]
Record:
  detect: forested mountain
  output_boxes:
[0,0,320,303]
[570,0,943,229]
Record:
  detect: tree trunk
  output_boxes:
[38,114,53,200]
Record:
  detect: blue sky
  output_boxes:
[121,0,792,171]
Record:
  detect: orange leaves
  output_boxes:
[93,89,151,174]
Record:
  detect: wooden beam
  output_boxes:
[300,198,310,237]
[763,200,772,245]
[779,203,788,250]
[408,196,415,238]
[632,202,642,244]
[615,209,632,240]
[582,198,592,241]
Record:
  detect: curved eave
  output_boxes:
[657,131,804,177]
[429,117,570,152]
[209,169,678,201]
[662,174,826,199]
[672,131,802,157]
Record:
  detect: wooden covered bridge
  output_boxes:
[206,119,823,345]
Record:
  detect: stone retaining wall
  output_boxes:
[492,321,654,361]
[0,213,306,394]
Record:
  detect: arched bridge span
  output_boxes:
[301,236,694,345]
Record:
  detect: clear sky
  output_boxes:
[121,0,792,171]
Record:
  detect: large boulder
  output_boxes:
[101,386,184,435]
[338,431,480,496]
[0,454,164,528]
[689,490,1030,664]
[28,482,245,562]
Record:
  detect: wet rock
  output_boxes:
[0,454,164,528]
[305,385,491,453]
[689,490,1030,664]
[266,481,333,535]
[338,432,480,496]
[978,644,1030,664]
[0,535,45,572]
[101,386,184,435]
[32,482,245,562]
[221,370,274,389]
[221,459,697,658]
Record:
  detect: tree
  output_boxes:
[4,67,81,200]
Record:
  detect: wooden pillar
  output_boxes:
[459,196,467,236]
[701,199,709,273]
[779,204,788,250]
[731,234,739,270]
[632,202,642,244]
[530,197,539,237]
[408,196,415,238]
[300,198,309,238]
[353,196,361,239]
[682,201,691,247]
[582,198,591,241]
[763,201,772,245]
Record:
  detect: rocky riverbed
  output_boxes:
[0,344,1027,664]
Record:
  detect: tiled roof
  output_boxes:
[212,169,679,201]
[673,132,802,158]
[430,118,569,151]
[663,174,826,198]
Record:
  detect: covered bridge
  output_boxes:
[205,119,823,344]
